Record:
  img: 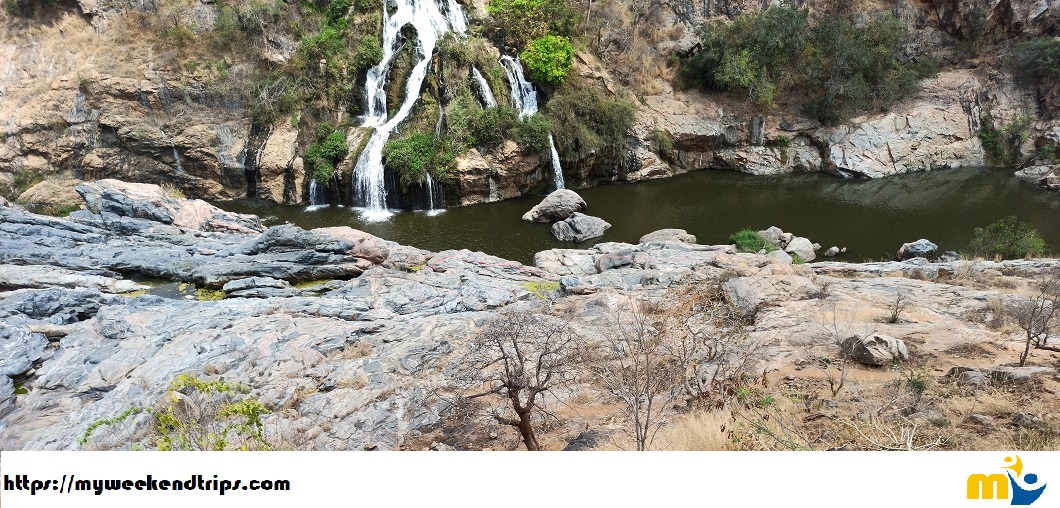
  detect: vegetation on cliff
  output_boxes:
[683,7,934,123]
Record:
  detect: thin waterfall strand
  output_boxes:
[499,55,537,117]
[548,134,565,189]
[472,67,497,108]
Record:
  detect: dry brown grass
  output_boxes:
[653,410,735,450]
[329,341,373,361]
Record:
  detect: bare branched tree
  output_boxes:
[886,289,911,324]
[588,295,685,451]
[587,280,760,450]
[454,305,583,451]
[1008,268,1060,366]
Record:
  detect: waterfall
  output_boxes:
[308,178,328,210]
[500,55,565,189]
[443,0,467,33]
[548,134,565,189]
[424,172,444,216]
[500,55,538,118]
[472,67,497,108]
[353,0,466,222]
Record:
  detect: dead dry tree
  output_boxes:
[453,304,583,451]
[1008,267,1060,366]
[587,294,684,451]
[587,279,760,450]
[665,281,759,407]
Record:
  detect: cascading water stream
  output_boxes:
[472,67,497,108]
[499,56,537,117]
[548,134,565,189]
[308,178,328,210]
[499,55,564,189]
[353,0,466,221]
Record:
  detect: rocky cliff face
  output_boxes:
[0,3,307,204]
[1,181,1058,450]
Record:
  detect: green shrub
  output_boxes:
[382,133,459,187]
[728,228,778,253]
[765,135,791,149]
[1008,38,1060,89]
[354,34,383,70]
[521,35,573,85]
[326,0,351,23]
[545,78,635,158]
[468,105,520,148]
[306,128,349,182]
[652,129,675,160]
[486,0,576,50]
[979,112,1032,169]
[513,113,552,153]
[969,216,1046,260]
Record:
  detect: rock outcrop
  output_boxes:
[841,333,909,366]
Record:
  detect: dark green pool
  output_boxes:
[216,168,1060,265]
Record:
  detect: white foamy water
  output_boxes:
[472,66,497,108]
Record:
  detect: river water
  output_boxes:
[216,168,1060,265]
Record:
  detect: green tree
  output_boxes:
[486,0,576,50]
[969,216,1047,260]
[521,35,574,85]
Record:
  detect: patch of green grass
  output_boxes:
[293,279,332,289]
[195,288,226,301]
[792,254,806,265]
[407,265,425,273]
[523,281,560,299]
[14,382,28,395]
[120,290,149,298]
[728,228,778,253]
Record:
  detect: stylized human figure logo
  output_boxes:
[1003,456,1046,506]
[967,455,1047,505]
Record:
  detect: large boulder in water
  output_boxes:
[896,239,938,261]
[522,189,586,223]
[551,213,611,242]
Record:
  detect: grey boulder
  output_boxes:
[841,333,908,366]
[896,239,938,261]
[784,237,816,262]
[522,189,586,223]
[551,213,611,242]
